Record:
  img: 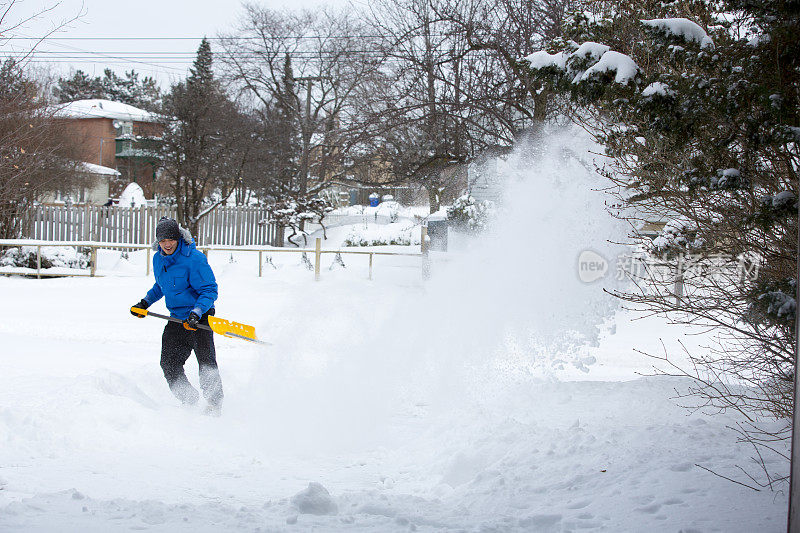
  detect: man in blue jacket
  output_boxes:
[130,217,223,416]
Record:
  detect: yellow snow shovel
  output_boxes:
[131,308,270,345]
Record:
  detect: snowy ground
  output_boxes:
[0,129,790,531]
[0,243,788,532]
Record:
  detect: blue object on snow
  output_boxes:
[368,193,380,207]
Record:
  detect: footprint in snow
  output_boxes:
[636,503,661,514]
[566,499,591,509]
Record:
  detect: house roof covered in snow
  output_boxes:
[52,99,159,123]
[78,162,120,176]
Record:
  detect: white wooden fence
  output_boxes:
[21,205,283,247]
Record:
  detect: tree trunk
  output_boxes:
[427,186,441,214]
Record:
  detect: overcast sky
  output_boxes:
[5,0,350,88]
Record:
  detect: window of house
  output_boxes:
[116,121,133,136]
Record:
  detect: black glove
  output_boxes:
[183,311,200,331]
[131,299,149,318]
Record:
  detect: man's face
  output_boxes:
[159,239,178,255]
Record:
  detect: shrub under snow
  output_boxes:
[0,246,90,270]
[446,195,496,232]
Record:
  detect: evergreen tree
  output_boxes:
[51,70,102,102]
[525,0,799,469]
[53,68,162,110]
[188,38,214,90]
[159,38,254,237]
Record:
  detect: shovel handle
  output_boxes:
[131,308,212,333]
[131,307,270,345]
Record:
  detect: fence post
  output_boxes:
[259,250,263,277]
[674,256,684,306]
[36,245,41,279]
[146,246,151,277]
[139,205,146,244]
[83,204,90,241]
[314,238,321,281]
[421,226,430,279]
[90,247,97,277]
[369,253,373,281]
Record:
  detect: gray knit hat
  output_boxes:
[155,217,181,242]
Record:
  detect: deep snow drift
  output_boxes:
[0,129,788,531]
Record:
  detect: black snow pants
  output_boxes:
[160,309,224,407]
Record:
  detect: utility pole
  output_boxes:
[789,197,800,533]
[294,76,323,232]
[295,76,323,199]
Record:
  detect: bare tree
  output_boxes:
[219,6,385,207]
[359,0,575,212]
[0,1,84,239]
[431,0,578,124]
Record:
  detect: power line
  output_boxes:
[1,35,419,41]
[6,31,189,73]
[5,50,389,55]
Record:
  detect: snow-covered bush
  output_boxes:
[446,195,495,232]
[266,197,334,246]
[342,222,420,247]
[376,200,400,222]
[647,219,704,260]
[0,246,90,270]
[343,234,414,247]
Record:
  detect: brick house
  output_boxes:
[53,99,163,202]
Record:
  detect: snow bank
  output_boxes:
[642,18,715,49]
[290,482,338,515]
[331,201,427,221]
[118,182,147,207]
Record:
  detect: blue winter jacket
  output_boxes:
[144,236,218,320]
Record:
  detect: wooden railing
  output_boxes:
[0,232,428,281]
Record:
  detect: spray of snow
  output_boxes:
[237,127,630,453]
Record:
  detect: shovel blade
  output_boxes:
[208,316,259,342]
